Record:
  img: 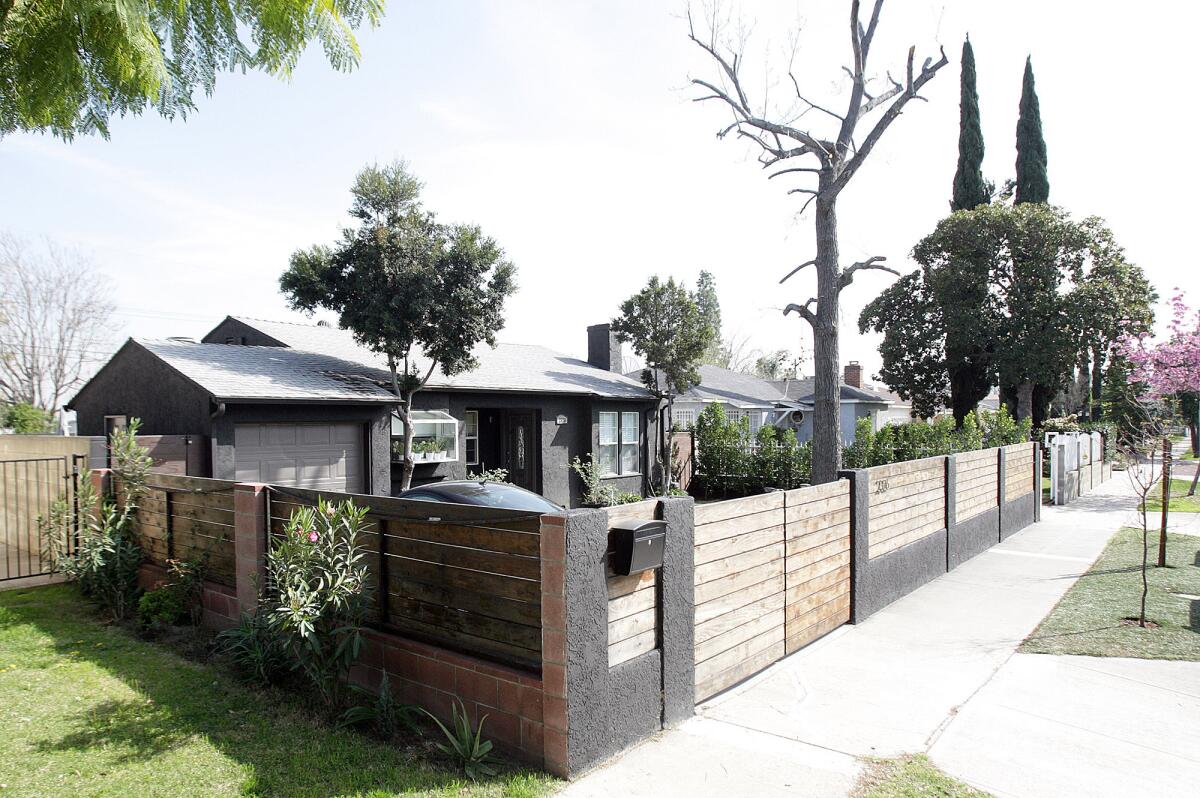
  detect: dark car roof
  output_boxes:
[396,481,563,513]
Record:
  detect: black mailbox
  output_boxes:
[610,519,666,576]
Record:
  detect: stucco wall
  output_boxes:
[69,342,214,437]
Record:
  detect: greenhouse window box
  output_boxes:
[391,410,459,463]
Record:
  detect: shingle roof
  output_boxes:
[628,365,785,408]
[220,317,652,399]
[769,377,889,404]
[136,340,398,402]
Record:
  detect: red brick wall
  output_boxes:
[137,563,239,630]
[349,632,546,767]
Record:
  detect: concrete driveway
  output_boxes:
[561,474,1200,797]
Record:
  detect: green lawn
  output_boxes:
[854,755,992,798]
[1022,528,1200,660]
[1142,477,1200,513]
[0,585,556,798]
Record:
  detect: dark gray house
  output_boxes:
[68,318,658,507]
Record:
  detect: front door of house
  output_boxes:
[502,411,538,492]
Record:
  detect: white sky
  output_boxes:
[2,1,1197,389]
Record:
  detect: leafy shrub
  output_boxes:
[1,401,54,433]
[44,421,152,621]
[217,608,290,686]
[694,404,810,497]
[424,698,497,780]
[571,453,616,507]
[979,405,1031,448]
[262,499,372,712]
[138,585,188,629]
[614,491,643,504]
[138,559,205,631]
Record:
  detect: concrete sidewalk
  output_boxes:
[560,474,1200,798]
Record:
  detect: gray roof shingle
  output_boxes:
[627,365,785,408]
[137,340,397,402]
[191,317,653,400]
[769,377,889,404]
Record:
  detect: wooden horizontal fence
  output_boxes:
[867,456,947,559]
[606,499,662,668]
[268,487,544,672]
[954,448,999,523]
[1004,443,1035,502]
[128,474,238,587]
[693,480,851,703]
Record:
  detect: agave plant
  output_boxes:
[423,698,497,780]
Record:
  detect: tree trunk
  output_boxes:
[1090,347,1104,421]
[398,398,416,492]
[810,192,841,484]
[663,395,674,494]
[1015,381,1034,421]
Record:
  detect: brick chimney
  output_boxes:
[844,361,863,388]
[587,324,622,372]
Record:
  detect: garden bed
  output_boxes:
[0,585,556,798]
[1021,528,1200,660]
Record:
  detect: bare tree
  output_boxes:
[689,0,948,482]
[1121,436,1161,628]
[0,234,116,412]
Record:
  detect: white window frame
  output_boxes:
[598,410,641,478]
[465,410,479,466]
[672,408,696,429]
[390,410,459,463]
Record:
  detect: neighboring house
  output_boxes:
[770,363,891,446]
[67,319,658,508]
[627,364,789,435]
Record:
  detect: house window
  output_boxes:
[465,411,479,465]
[391,410,458,463]
[672,408,695,429]
[726,408,745,425]
[598,411,640,477]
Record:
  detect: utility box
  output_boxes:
[610,518,666,576]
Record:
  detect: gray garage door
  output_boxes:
[234,423,364,493]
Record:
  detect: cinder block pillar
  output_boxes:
[89,468,112,497]
[233,483,269,613]
[997,447,1007,538]
[944,455,956,571]
[1034,443,1043,522]
[839,469,870,623]
[659,496,695,727]
[539,513,569,777]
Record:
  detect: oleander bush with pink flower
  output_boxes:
[262,499,373,713]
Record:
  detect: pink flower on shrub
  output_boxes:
[308,531,319,543]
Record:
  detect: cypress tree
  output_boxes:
[951,37,989,211]
[1015,56,1049,204]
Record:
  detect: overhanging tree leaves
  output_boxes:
[0,0,384,139]
[280,161,516,491]
[688,0,948,483]
[611,276,716,493]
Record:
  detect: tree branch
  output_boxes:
[779,259,817,284]
[831,42,949,194]
[838,255,900,289]
[784,297,818,325]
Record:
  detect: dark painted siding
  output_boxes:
[211,403,392,496]
[70,342,213,437]
[200,318,287,347]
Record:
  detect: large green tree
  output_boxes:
[611,276,716,493]
[1014,56,1049,205]
[695,270,724,365]
[1070,219,1156,420]
[0,0,383,139]
[951,37,989,212]
[864,205,1134,427]
[280,161,516,490]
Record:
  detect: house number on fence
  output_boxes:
[874,479,890,494]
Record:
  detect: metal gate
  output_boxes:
[0,456,84,581]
